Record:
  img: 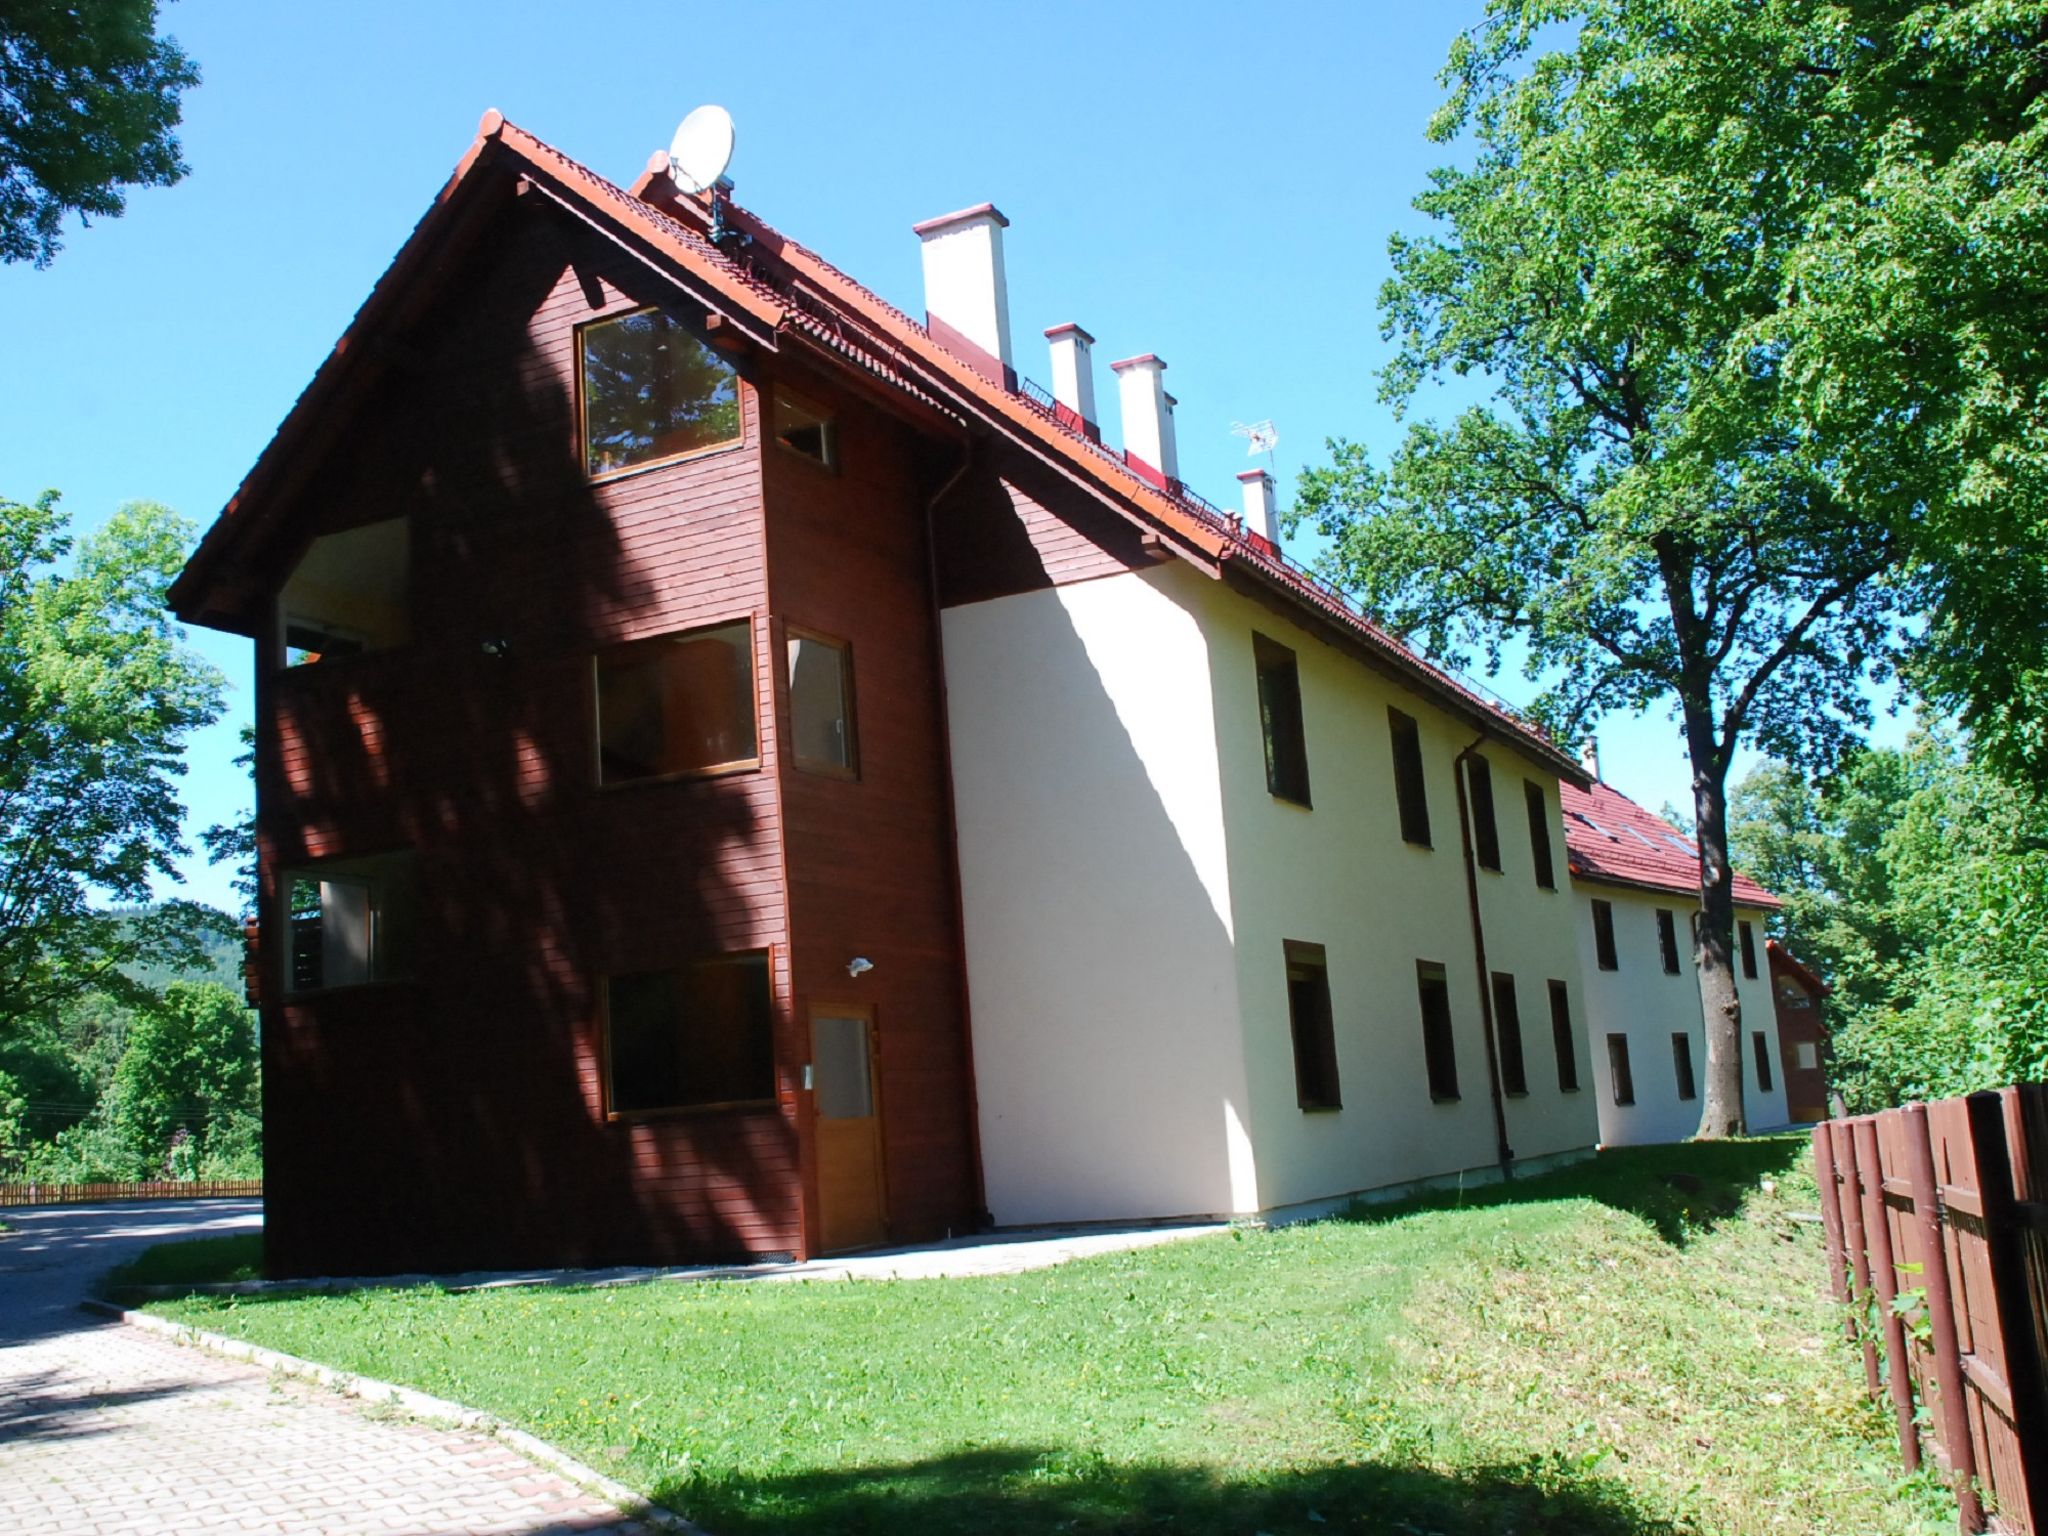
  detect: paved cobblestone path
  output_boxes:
[0,1203,649,1536]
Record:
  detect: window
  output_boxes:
[1417,961,1459,1101]
[1752,1031,1774,1092]
[279,518,409,667]
[1672,1033,1697,1100]
[1607,1033,1635,1106]
[1525,780,1555,889]
[787,629,856,776]
[1548,980,1579,1091]
[580,307,741,477]
[1592,899,1619,971]
[1657,909,1681,975]
[1739,920,1759,979]
[1794,1040,1821,1071]
[596,620,758,783]
[773,388,837,468]
[605,951,773,1115]
[1388,707,1431,846]
[1284,942,1341,1110]
[1491,972,1527,1095]
[283,851,416,993]
[1467,754,1501,871]
[1254,633,1310,806]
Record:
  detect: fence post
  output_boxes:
[1815,1123,1852,1321]
[1969,1090,2048,1524]
[1833,1118,1883,1396]
[1855,1115,1922,1471]
[1903,1102,1982,1532]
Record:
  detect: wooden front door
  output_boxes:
[811,1006,887,1252]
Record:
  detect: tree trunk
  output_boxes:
[1689,755,1747,1138]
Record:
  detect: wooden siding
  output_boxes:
[255,197,802,1278]
[932,443,1150,608]
[762,358,979,1249]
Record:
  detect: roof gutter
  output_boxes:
[1454,734,1515,1175]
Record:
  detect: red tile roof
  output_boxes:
[1560,779,1778,908]
[171,112,1586,784]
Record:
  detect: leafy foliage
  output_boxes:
[0,0,201,266]
[1729,732,2048,1106]
[0,492,226,1036]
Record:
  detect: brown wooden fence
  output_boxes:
[0,1179,262,1208]
[1817,1087,2048,1534]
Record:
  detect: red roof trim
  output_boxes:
[910,202,1009,235]
[1108,353,1164,372]
[1043,322,1094,343]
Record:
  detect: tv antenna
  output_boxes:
[668,105,744,246]
[1231,419,1280,472]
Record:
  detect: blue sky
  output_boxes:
[0,0,1903,912]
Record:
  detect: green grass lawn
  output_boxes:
[149,1139,1949,1535]
[102,1231,263,1294]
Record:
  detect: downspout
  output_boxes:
[922,438,992,1229]
[1454,734,1515,1174]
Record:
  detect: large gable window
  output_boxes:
[605,952,774,1115]
[279,518,409,667]
[580,307,741,477]
[597,621,758,784]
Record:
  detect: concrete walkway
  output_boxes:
[0,1202,650,1535]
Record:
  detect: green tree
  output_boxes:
[0,492,226,1037]
[104,980,254,1160]
[0,1,201,266]
[1296,0,1905,1136]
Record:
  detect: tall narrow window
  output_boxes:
[1592,899,1619,971]
[787,629,856,776]
[1525,780,1555,889]
[1417,961,1459,1101]
[1657,909,1681,974]
[1491,972,1527,1095]
[1548,980,1579,1091]
[596,620,757,783]
[1739,920,1759,979]
[1467,754,1501,871]
[1752,1031,1774,1091]
[283,852,416,993]
[605,951,774,1115]
[1671,1033,1698,1100]
[1284,942,1341,1110]
[581,307,742,477]
[1607,1033,1636,1106]
[1254,633,1311,806]
[1388,707,1431,846]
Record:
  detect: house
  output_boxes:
[1768,941,1832,1123]
[171,112,1602,1279]
[1561,770,1789,1144]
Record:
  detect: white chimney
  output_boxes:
[1581,736,1601,780]
[1110,354,1173,487]
[912,203,1013,384]
[1237,469,1279,544]
[1044,323,1097,432]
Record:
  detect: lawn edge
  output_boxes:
[79,1297,708,1536]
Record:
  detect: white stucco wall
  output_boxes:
[1574,884,1790,1144]
[943,566,1256,1225]
[1192,579,1600,1212]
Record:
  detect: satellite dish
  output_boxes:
[669,105,735,195]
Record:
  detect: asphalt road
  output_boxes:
[0,1199,262,1344]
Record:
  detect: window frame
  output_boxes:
[1607,1033,1636,1106]
[1388,706,1432,848]
[1283,940,1342,1112]
[1671,1032,1698,1100]
[1548,979,1580,1092]
[1656,908,1681,975]
[279,850,418,997]
[1417,960,1460,1103]
[770,384,839,472]
[1467,754,1502,872]
[784,623,859,780]
[274,516,413,673]
[1525,779,1556,890]
[1491,971,1528,1096]
[1253,632,1312,808]
[592,616,762,788]
[1752,1030,1775,1092]
[599,949,779,1121]
[1739,919,1759,980]
[576,304,746,484]
[1592,898,1619,971]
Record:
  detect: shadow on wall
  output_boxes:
[645,1443,1681,1536]
[1334,1135,1809,1247]
[262,193,790,1276]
